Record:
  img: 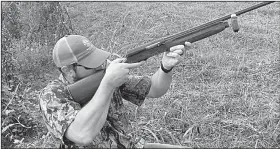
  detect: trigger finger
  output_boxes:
[173,49,184,55]
[184,42,192,50]
[166,52,174,57]
[166,52,179,57]
[170,45,184,52]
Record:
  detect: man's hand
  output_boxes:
[102,58,144,89]
[161,42,192,70]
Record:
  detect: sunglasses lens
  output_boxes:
[76,60,108,71]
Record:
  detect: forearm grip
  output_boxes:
[165,21,229,46]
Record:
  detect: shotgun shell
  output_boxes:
[231,14,239,32]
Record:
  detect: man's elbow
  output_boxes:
[65,128,97,146]
[147,87,169,98]
[76,135,94,146]
[154,91,167,98]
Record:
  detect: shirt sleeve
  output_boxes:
[39,80,81,145]
[119,75,152,106]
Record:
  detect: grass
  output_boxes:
[8,1,280,148]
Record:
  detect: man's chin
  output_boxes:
[73,69,106,82]
[73,77,81,82]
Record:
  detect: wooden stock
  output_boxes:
[68,70,105,106]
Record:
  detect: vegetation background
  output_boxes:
[1,1,279,148]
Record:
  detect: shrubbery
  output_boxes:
[1,2,279,148]
[1,2,73,147]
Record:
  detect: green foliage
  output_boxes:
[1,1,74,81]
[1,85,47,148]
[1,2,73,147]
[1,2,21,39]
[1,1,279,148]
[17,2,74,46]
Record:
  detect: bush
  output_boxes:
[1,1,74,82]
[1,2,74,147]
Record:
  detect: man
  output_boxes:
[39,35,191,148]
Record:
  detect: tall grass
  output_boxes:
[15,1,280,148]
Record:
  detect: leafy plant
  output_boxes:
[1,2,73,147]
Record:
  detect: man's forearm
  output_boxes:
[65,80,114,145]
[148,67,172,98]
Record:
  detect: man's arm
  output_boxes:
[147,43,191,98]
[65,81,114,145]
[147,65,173,98]
[64,58,143,145]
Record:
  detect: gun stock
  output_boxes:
[68,70,105,106]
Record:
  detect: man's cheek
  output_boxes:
[72,74,80,82]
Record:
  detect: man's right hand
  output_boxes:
[102,58,144,89]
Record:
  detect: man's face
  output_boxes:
[73,60,108,81]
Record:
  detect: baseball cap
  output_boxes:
[53,35,111,68]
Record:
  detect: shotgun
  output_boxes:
[68,2,274,106]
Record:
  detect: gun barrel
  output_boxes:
[169,2,274,41]
[215,2,274,22]
[127,2,274,57]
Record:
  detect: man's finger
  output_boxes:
[111,58,126,64]
[166,52,180,57]
[172,49,184,55]
[123,61,144,69]
[170,45,184,52]
[184,42,192,50]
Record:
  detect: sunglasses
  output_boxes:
[74,60,108,71]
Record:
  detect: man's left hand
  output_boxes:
[161,42,192,70]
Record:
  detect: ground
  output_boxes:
[2,1,279,148]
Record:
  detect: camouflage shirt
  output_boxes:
[39,74,151,148]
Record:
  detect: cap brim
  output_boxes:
[78,48,111,68]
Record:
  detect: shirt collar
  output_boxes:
[58,73,69,85]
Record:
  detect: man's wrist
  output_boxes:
[160,62,173,73]
[100,78,116,91]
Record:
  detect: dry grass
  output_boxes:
[18,1,280,148]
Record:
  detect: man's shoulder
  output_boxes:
[127,75,151,85]
[39,78,71,101]
[118,75,151,106]
[41,79,65,92]
[123,75,151,91]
